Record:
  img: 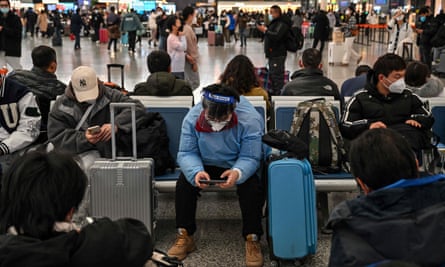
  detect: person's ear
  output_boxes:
[298,59,304,68]
[378,73,386,83]
[318,63,323,70]
[47,61,57,73]
[356,177,372,195]
[65,207,75,222]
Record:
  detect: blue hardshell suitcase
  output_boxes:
[267,158,317,260]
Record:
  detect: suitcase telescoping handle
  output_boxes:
[107,64,125,89]
[110,102,137,161]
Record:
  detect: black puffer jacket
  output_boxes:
[0,218,153,267]
[264,15,291,58]
[133,72,193,97]
[9,67,66,131]
[282,68,344,110]
[0,11,22,57]
[340,72,434,140]
[327,176,445,267]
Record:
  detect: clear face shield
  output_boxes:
[198,91,237,132]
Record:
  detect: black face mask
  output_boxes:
[178,25,184,32]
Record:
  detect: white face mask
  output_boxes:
[345,10,351,15]
[0,8,9,14]
[385,78,406,94]
[268,14,273,21]
[208,120,229,132]
[396,15,404,21]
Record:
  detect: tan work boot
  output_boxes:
[245,234,263,267]
[167,228,196,261]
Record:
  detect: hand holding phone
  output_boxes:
[199,179,227,185]
[87,125,101,135]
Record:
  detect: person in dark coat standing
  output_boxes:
[257,5,292,96]
[312,10,330,57]
[70,8,83,50]
[0,0,22,69]
[91,7,104,42]
[24,7,37,38]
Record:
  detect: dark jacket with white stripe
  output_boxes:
[340,73,434,140]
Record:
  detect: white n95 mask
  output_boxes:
[208,120,228,132]
[387,78,406,94]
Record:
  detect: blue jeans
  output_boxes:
[240,28,247,46]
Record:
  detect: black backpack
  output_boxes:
[286,27,304,52]
[431,23,445,47]
[289,99,348,173]
[116,112,176,175]
[286,27,298,52]
[262,129,309,161]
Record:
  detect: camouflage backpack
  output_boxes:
[289,98,348,173]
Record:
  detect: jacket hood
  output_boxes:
[328,180,445,227]
[0,218,153,267]
[407,77,444,97]
[145,72,178,95]
[290,68,324,80]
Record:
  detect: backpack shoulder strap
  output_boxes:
[290,101,313,135]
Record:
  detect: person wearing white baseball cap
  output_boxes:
[47,65,145,169]
[47,65,145,224]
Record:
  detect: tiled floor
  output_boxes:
[19,35,384,266]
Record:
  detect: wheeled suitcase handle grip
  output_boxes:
[110,102,137,161]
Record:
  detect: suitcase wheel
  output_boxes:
[270,260,280,267]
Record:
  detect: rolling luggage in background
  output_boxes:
[208,31,215,46]
[104,64,128,95]
[216,33,224,46]
[99,28,109,43]
[89,103,155,235]
[121,32,128,46]
[267,158,317,264]
[52,34,62,46]
[328,42,345,65]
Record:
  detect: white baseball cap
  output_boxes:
[71,66,99,102]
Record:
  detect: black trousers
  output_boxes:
[128,30,137,52]
[175,166,264,238]
[312,38,325,56]
[268,56,286,96]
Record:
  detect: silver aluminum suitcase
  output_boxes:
[89,103,155,236]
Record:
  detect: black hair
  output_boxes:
[166,15,179,32]
[349,128,418,190]
[110,6,115,12]
[355,65,371,77]
[0,151,87,239]
[182,6,195,21]
[302,48,322,68]
[220,55,260,94]
[201,83,240,119]
[31,45,57,69]
[375,260,421,267]
[147,50,171,73]
[270,5,282,16]
[405,61,430,87]
[372,53,406,84]
[419,6,429,15]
